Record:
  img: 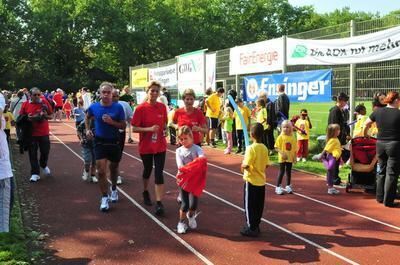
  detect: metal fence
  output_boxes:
[130,15,400,100]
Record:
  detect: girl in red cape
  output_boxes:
[175,126,207,234]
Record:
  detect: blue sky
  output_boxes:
[288,0,399,15]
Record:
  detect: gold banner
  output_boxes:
[131,68,148,88]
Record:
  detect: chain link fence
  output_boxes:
[130,15,400,100]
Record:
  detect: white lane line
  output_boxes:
[62,122,400,232]
[50,132,214,265]
[122,151,359,265]
[201,158,400,232]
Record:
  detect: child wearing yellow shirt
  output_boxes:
[295,109,312,162]
[240,123,269,237]
[3,105,14,143]
[255,98,269,148]
[352,104,368,137]
[323,124,342,195]
[234,98,251,154]
[274,120,297,195]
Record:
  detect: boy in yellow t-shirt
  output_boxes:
[205,88,224,147]
[3,105,14,143]
[274,120,297,195]
[234,98,251,154]
[294,109,312,162]
[240,123,269,237]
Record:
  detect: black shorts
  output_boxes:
[207,117,219,129]
[55,106,62,111]
[94,138,122,163]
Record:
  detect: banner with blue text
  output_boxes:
[243,69,332,103]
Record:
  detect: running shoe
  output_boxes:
[110,188,119,203]
[275,186,284,195]
[177,221,188,234]
[82,171,89,181]
[187,212,200,229]
[42,166,51,176]
[30,174,40,182]
[117,176,123,185]
[100,196,110,212]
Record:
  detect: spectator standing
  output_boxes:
[131,81,168,216]
[205,88,225,148]
[81,87,92,110]
[19,88,53,182]
[53,88,64,121]
[275,84,290,127]
[234,98,251,155]
[364,91,400,207]
[327,93,351,185]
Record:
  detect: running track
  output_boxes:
[16,121,400,265]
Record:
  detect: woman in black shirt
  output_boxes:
[364,91,400,207]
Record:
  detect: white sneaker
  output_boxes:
[82,171,89,181]
[275,186,284,195]
[186,212,199,229]
[285,185,293,194]
[30,174,40,182]
[117,176,123,185]
[328,188,340,195]
[177,221,188,234]
[42,166,51,176]
[302,158,307,162]
[91,176,98,183]
[296,157,301,162]
[100,196,110,211]
[110,188,118,202]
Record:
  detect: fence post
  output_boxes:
[349,20,356,134]
[282,35,287,73]
[235,74,240,96]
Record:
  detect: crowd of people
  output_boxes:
[1,83,399,236]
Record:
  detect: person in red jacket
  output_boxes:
[53,88,64,121]
[19,88,53,182]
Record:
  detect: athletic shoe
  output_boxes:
[128,138,134,144]
[82,171,89,181]
[155,202,165,216]
[328,188,340,195]
[30,174,40,182]
[143,190,152,206]
[100,196,110,212]
[302,158,307,162]
[117,176,123,185]
[235,149,242,154]
[275,186,284,195]
[296,157,301,162]
[177,221,188,234]
[285,185,293,194]
[186,212,199,229]
[210,142,216,148]
[240,225,259,237]
[177,195,182,204]
[110,188,119,203]
[91,176,98,183]
[42,166,51,176]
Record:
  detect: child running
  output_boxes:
[175,126,205,234]
[240,123,269,237]
[295,109,312,162]
[73,100,85,128]
[274,120,297,195]
[77,120,98,183]
[63,98,72,120]
[323,124,342,195]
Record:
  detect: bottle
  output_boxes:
[151,132,157,142]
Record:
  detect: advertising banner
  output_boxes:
[229,38,283,75]
[206,53,216,90]
[149,64,177,88]
[131,68,148,88]
[177,49,206,97]
[287,25,400,65]
[243,69,332,103]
